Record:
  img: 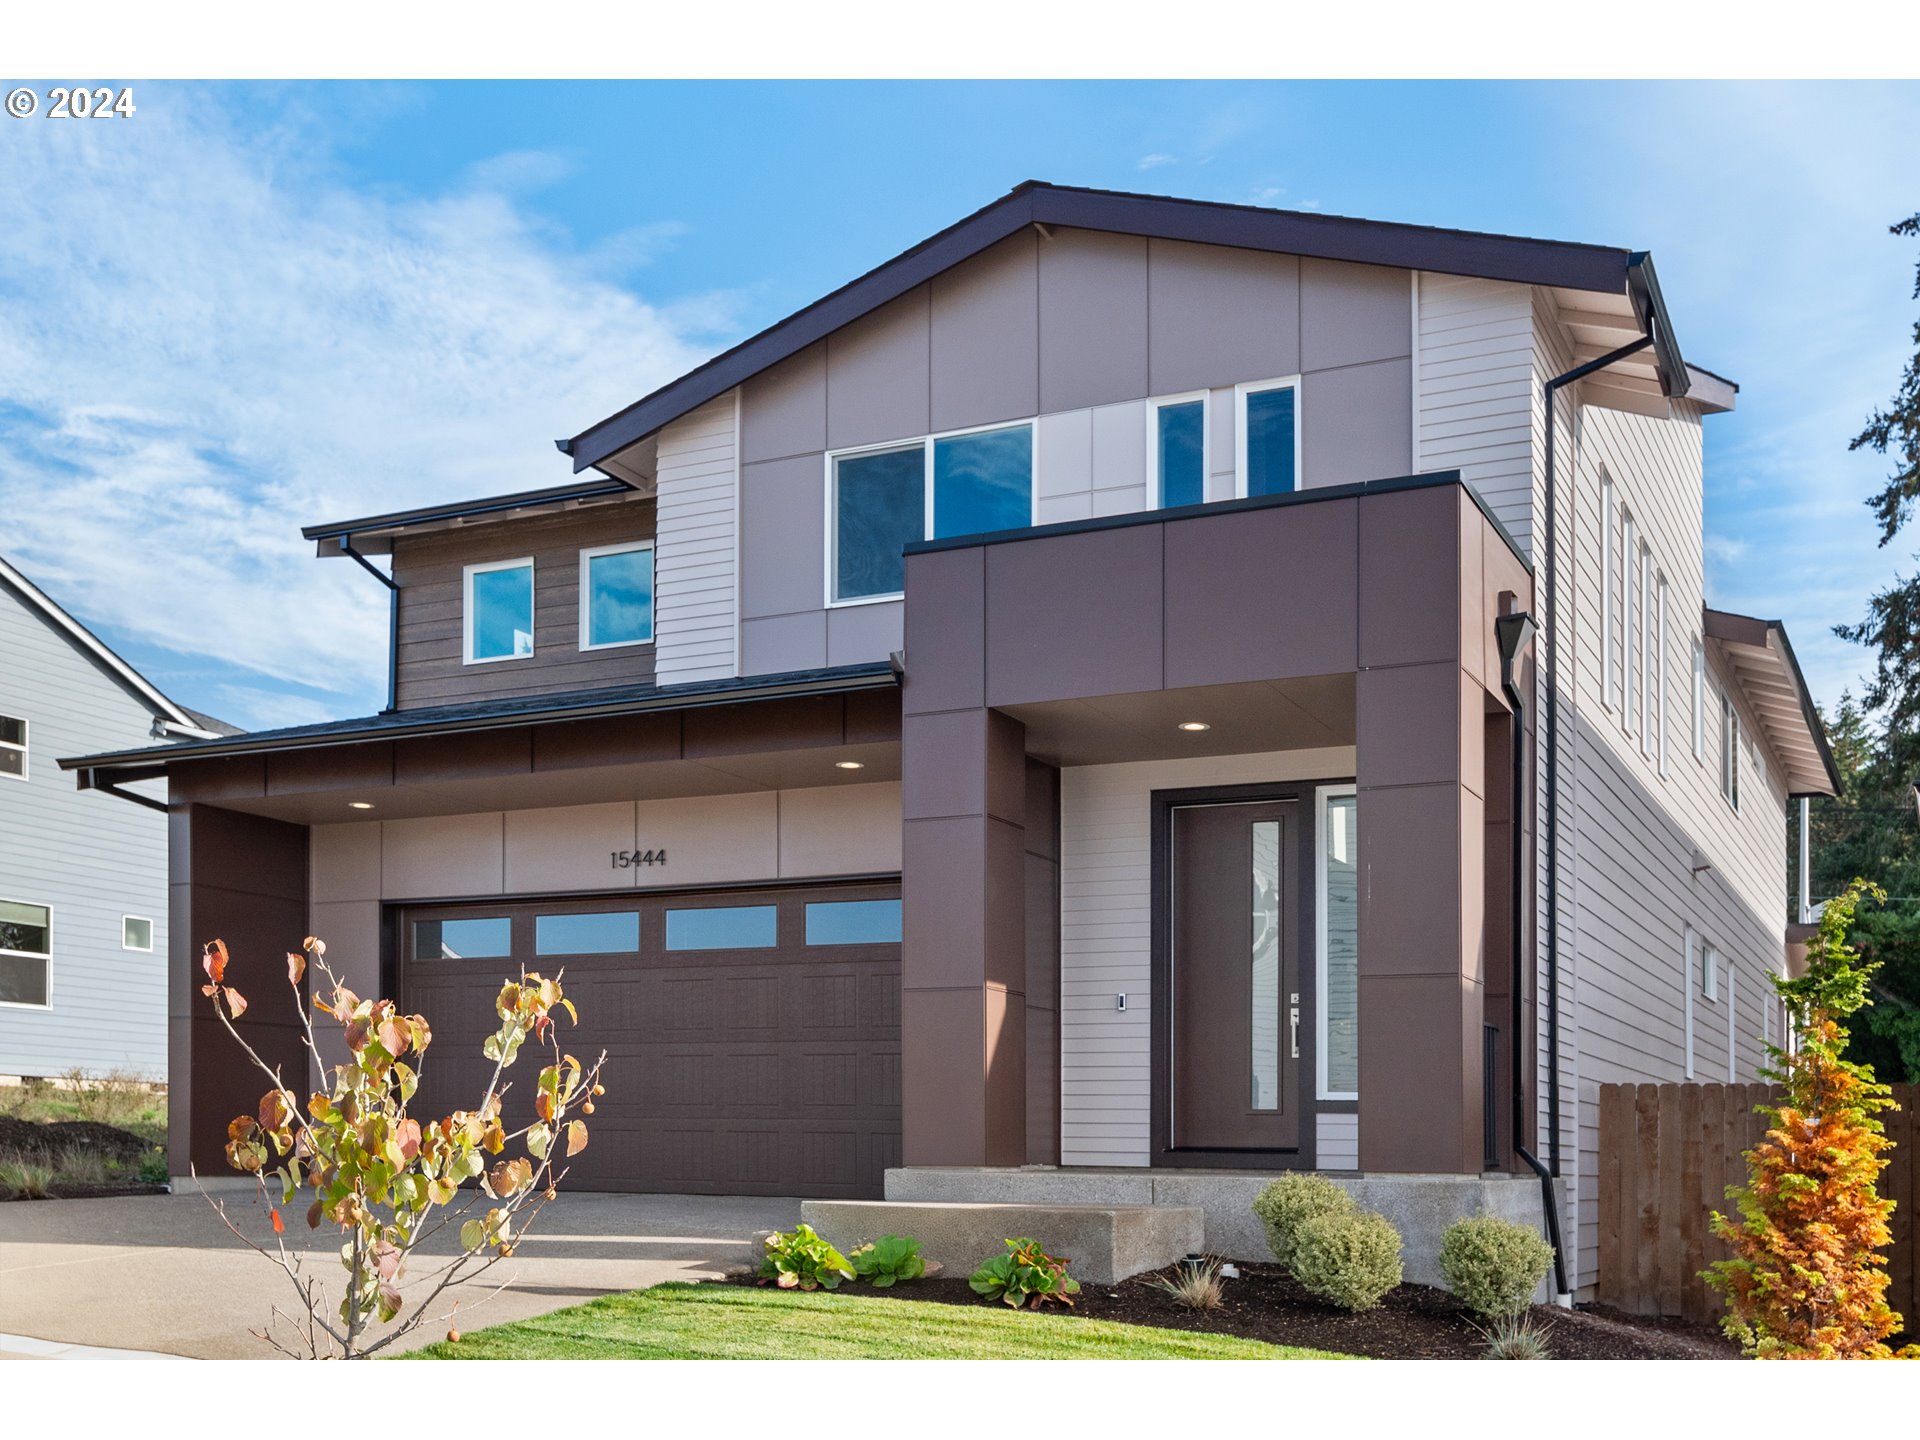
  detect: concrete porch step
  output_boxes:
[799,1199,1203,1286]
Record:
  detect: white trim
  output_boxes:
[1600,469,1616,713]
[577,541,656,651]
[120,914,154,953]
[462,556,536,665]
[1683,926,1697,1078]
[1232,375,1304,499]
[1621,509,1638,737]
[1720,690,1741,812]
[1408,272,1422,472]
[0,897,52,1010]
[1726,962,1738,1083]
[1702,941,1719,1003]
[0,713,25,783]
[1691,637,1706,761]
[731,388,743,679]
[1315,784,1359,1102]
[1655,571,1669,775]
[1640,543,1656,760]
[1146,391,1211,509]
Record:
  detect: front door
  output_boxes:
[1170,800,1300,1151]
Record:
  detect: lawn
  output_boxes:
[408,1282,1353,1360]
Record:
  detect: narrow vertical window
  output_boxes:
[1151,395,1207,509]
[0,715,24,781]
[1721,693,1741,811]
[1235,378,1300,497]
[1726,962,1738,1083]
[1249,819,1282,1111]
[1691,640,1706,760]
[1622,512,1638,736]
[1601,471,1616,712]
[1655,573,1669,773]
[1640,547,1656,759]
[1318,788,1359,1101]
[1683,927,1697,1079]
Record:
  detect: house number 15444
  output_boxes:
[610,849,667,869]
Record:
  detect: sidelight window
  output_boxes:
[1317,788,1359,1100]
[1249,820,1283,1110]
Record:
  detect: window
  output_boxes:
[413,916,512,960]
[1725,962,1738,1083]
[579,543,654,650]
[1601,471,1616,712]
[535,911,639,956]
[464,558,534,663]
[826,424,1033,605]
[1640,547,1656,759]
[1234,377,1301,497]
[665,905,777,951]
[1721,693,1741,811]
[1621,512,1638,736]
[1691,639,1706,760]
[1655,573,1669,774]
[0,715,24,781]
[1150,394,1208,508]
[121,916,153,952]
[1317,786,1359,1101]
[1702,942,1719,1002]
[804,899,902,946]
[1683,927,1697,1079]
[0,900,51,1007]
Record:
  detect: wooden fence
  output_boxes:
[1596,1082,1918,1326]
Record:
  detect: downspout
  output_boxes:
[1539,332,1653,1190]
[340,536,400,714]
[1495,610,1571,1306]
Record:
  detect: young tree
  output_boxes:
[1706,880,1910,1358]
[198,936,607,1358]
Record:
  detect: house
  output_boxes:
[0,554,235,1081]
[63,183,1836,1297]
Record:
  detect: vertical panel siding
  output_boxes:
[0,582,172,1078]
[654,395,741,686]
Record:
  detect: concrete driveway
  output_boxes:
[0,1187,798,1359]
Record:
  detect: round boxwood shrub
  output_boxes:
[1251,1173,1356,1268]
[1289,1209,1403,1311]
[1439,1214,1555,1317]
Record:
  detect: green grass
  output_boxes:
[408,1282,1353,1360]
[0,1077,167,1148]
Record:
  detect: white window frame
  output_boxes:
[1315,783,1359,1102]
[1147,391,1212,509]
[462,557,536,666]
[1721,692,1741,812]
[1232,375,1304,499]
[1600,471,1616,713]
[1691,639,1706,761]
[1702,941,1719,1003]
[1655,572,1669,774]
[1640,545,1656,759]
[1683,926,1697,1078]
[121,915,154,953]
[822,421,1039,610]
[1621,511,1638,736]
[0,713,24,783]
[0,898,52,1010]
[577,541,655,651]
[1725,961,1738,1082]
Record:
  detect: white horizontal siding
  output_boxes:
[652,394,740,685]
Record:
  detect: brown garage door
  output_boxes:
[398,882,901,1199]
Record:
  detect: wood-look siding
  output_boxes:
[390,499,656,709]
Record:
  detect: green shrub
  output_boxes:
[758,1224,854,1291]
[969,1238,1081,1310]
[1289,1210,1402,1311]
[849,1234,926,1287]
[1439,1214,1555,1318]
[1478,1312,1553,1359]
[137,1149,169,1185]
[1251,1172,1355,1268]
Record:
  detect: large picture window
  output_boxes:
[1317,786,1358,1100]
[1235,377,1301,498]
[579,542,654,650]
[827,423,1034,605]
[0,899,51,1008]
[464,558,534,663]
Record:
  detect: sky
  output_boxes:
[0,80,1915,732]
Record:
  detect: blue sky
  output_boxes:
[1,80,1916,730]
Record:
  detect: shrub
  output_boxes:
[969,1238,1081,1310]
[759,1224,854,1290]
[51,1148,109,1189]
[1251,1172,1355,1269]
[0,1155,53,1199]
[849,1234,926,1287]
[1439,1214,1555,1317]
[1146,1258,1225,1311]
[1289,1209,1402,1311]
[1478,1313,1552,1359]
[137,1149,169,1186]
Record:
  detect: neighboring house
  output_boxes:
[0,554,234,1081]
[66,184,1835,1298]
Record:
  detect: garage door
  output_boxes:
[398,882,901,1199]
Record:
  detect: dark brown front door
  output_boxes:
[1171,800,1300,1151]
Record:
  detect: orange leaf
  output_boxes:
[270,1207,284,1235]
[202,939,229,984]
[566,1119,588,1156]
[286,950,306,985]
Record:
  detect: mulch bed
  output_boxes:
[0,1116,167,1200]
[721,1261,1740,1359]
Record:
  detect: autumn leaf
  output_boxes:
[377,1014,411,1057]
[286,950,306,985]
[271,1207,284,1235]
[303,935,326,957]
[566,1119,589,1156]
[202,939,229,984]
[223,986,248,1019]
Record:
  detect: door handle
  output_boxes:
[1289,1005,1300,1059]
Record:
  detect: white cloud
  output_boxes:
[1136,153,1175,171]
[0,89,717,729]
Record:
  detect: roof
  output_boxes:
[302,477,642,559]
[60,660,898,775]
[563,180,1691,474]
[0,554,229,739]
[1703,608,1840,798]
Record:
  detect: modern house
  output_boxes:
[64,184,1835,1297]
[0,554,234,1081]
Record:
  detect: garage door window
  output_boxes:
[665,905,777,951]
[413,916,512,960]
[536,911,640,956]
[805,899,902,945]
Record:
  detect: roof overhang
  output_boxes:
[302,477,644,557]
[564,180,1676,475]
[1703,608,1840,798]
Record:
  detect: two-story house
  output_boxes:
[1,553,234,1081]
[66,184,1834,1298]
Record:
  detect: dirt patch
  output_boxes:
[0,1115,166,1200]
[723,1264,1740,1360]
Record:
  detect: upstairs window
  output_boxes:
[121,916,153,952]
[1691,639,1706,760]
[579,542,654,649]
[1601,471,1616,712]
[0,715,23,780]
[1640,548,1656,760]
[1622,511,1639,736]
[0,900,51,1008]
[1235,377,1300,497]
[827,423,1034,605]
[1151,394,1208,508]
[1656,574,1670,776]
[1721,692,1741,811]
[464,558,534,664]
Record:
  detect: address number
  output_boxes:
[610,849,667,869]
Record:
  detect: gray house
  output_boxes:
[0,555,232,1080]
[67,184,1835,1296]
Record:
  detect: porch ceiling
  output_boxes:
[1001,674,1355,769]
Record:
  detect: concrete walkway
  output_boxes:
[0,1188,798,1359]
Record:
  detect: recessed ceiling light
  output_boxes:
[348,801,375,810]
[834,760,866,770]
[1177,721,1211,733]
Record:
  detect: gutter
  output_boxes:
[338,536,400,714]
